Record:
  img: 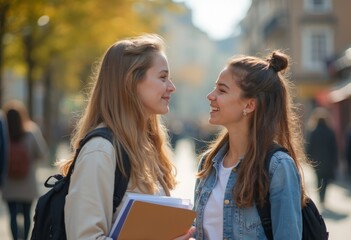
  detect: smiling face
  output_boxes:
[207,67,254,128]
[137,52,176,117]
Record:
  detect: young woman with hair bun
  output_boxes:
[193,51,308,239]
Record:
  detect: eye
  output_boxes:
[215,86,226,93]
[213,86,225,93]
[160,75,168,81]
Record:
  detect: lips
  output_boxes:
[162,96,170,103]
[210,106,219,112]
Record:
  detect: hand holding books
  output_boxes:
[173,226,196,240]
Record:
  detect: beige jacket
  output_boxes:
[64,135,166,240]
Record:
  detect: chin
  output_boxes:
[157,108,169,115]
[208,118,220,125]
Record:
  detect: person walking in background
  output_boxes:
[2,100,48,240]
[57,34,194,239]
[306,107,338,208]
[193,51,309,239]
[0,109,9,189]
[345,123,351,180]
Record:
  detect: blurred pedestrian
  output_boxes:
[0,109,9,188]
[306,107,338,208]
[2,100,48,240]
[56,34,194,239]
[345,123,351,180]
[193,51,308,239]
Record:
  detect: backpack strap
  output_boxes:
[66,127,114,177]
[256,144,288,240]
[112,145,131,212]
[67,127,131,213]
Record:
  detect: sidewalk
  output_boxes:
[0,142,69,239]
[304,165,351,240]
[1,139,351,239]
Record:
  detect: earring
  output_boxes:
[243,109,247,116]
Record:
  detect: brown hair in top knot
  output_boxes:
[267,51,289,73]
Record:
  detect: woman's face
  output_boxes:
[137,52,176,117]
[207,67,250,128]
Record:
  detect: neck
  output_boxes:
[224,132,247,167]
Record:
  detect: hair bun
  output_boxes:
[267,51,288,72]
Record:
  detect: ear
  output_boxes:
[244,98,256,114]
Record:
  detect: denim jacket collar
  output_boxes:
[211,142,229,167]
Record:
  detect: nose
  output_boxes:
[207,90,215,101]
[168,79,176,92]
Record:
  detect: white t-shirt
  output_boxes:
[203,160,238,239]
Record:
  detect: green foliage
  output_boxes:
[2,0,174,93]
[0,0,176,144]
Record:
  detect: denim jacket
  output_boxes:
[194,143,302,240]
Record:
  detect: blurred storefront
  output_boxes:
[325,47,351,153]
[237,0,351,163]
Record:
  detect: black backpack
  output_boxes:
[30,127,131,240]
[257,144,329,240]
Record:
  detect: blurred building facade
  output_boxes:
[160,3,238,120]
[157,3,236,143]
[237,0,351,168]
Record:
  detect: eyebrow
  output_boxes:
[159,69,169,74]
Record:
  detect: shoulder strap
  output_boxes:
[256,144,288,240]
[113,145,131,212]
[67,127,114,176]
[67,127,131,212]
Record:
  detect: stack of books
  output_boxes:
[109,193,196,240]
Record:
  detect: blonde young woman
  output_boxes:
[59,34,194,239]
[194,51,308,239]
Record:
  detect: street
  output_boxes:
[1,138,351,239]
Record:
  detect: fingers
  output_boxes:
[173,226,196,240]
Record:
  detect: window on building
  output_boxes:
[304,0,331,12]
[302,27,333,71]
[311,33,327,62]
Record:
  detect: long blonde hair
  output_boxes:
[58,34,176,193]
[198,51,308,207]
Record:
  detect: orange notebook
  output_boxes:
[109,194,196,240]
